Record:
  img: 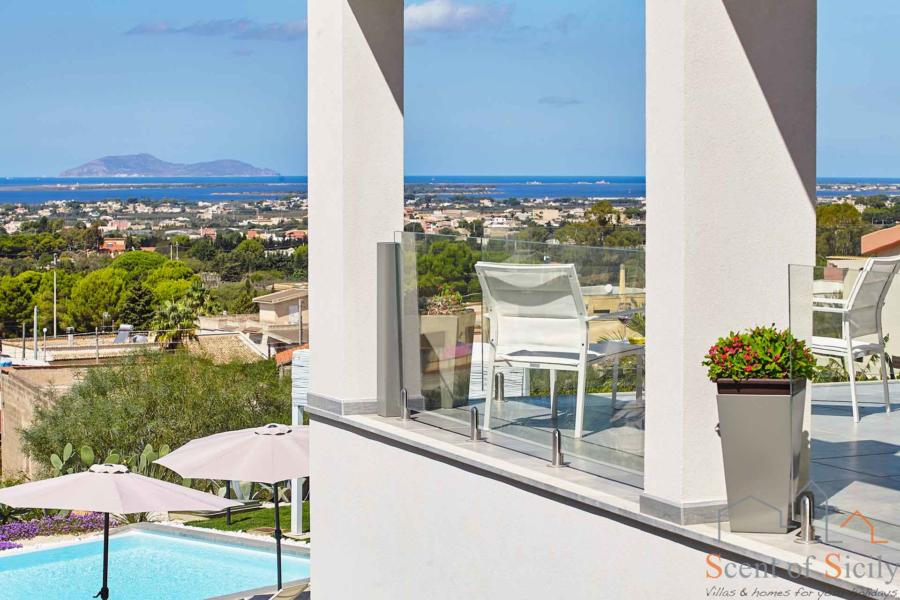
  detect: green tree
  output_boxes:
[292,245,308,279]
[416,239,479,297]
[188,238,218,262]
[229,280,258,314]
[119,282,156,329]
[816,203,870,260]
[150,300,197,346]
[21,351,291,472]
[184,279,220,316]
[111,251,167,277]
[68,268,128,329]
[151,279,192,305]
[143,260,194,288]
[0,273,38,332]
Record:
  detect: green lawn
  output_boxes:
[186,503,310,534]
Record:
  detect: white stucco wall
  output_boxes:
[308,0,404,402]
[310,420,838,599]
[644,0,817,511]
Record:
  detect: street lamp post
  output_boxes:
[53,253,58,338]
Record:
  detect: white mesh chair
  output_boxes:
[811,256,900,422]
[475,262,643,438]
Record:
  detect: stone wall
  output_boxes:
[1,367,80,479]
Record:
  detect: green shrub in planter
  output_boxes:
[702,325,817,382]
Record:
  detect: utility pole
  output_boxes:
[21,322,25,358]
[42,328,47,360]
[53,253,58,338]
[32,306,38,360]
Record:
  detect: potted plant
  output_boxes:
[702,325,818,534]
[419,289,476,410]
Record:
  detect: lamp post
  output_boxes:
[42,327,47,360]
[52,253,57,338]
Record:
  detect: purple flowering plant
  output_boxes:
[0,512,114,549]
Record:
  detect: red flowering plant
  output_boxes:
[702,325,818,382]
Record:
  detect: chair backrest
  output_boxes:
[845,255,900,338]
[475,262,586,350]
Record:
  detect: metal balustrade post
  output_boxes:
[494,372,505,402]
[400,388,410,421]
[550,429,564,467]
[469,406,482,441]
[795,491,818,544]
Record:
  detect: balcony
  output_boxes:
[394,232,646,486]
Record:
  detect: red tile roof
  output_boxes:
[861,225,900,256]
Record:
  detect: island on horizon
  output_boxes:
[59,153,280,178]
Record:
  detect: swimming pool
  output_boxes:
[0,529,310,599]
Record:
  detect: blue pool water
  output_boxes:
[0,530,310,599]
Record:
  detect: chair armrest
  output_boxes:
[812,305,846,314]
[812,297,847,306]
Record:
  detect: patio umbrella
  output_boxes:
[155,423,310,590]
[0,463,239,600]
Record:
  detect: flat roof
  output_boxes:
[253,288,308,304]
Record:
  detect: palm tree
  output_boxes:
[150,300,197,347]
[184,279,221,316]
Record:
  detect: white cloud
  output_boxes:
[405,0,512,33]
[538,96,582,107]
[127,19,307,42]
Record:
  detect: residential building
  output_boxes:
[253,287,308,326]
[296,1,899,598]
[99,238,126,255]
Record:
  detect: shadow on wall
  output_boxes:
[723,0,817,207]
[347,0,404,113]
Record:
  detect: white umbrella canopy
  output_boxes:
[155,423,310,591]
[0,463,239,600]
[0,463,241,514]
[154,423,310,484]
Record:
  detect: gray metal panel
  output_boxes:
[717,386,805,533]
[377,242,402,417]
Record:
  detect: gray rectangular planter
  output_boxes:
[716,378,806,533]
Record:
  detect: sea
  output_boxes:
[0,175,896,204]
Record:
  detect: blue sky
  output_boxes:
[0,0,897,176]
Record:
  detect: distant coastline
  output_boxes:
[0,175,897,205]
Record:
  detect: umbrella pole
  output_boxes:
[274,481,283,590]
[94,512,110,600]
[225,480,232,526]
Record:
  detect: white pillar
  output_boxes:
[641,0,816,523]
[308,0,404,403]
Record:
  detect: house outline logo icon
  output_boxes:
[839,510,888,545]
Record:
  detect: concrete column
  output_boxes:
[308,0,403,403]
[641,0,816,523]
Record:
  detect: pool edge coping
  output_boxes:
[131,522,311,558]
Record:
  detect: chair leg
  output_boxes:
[848,351,860,423]
[575,364,587,438]
[881,351,891,414]
[484,361,495,431]
[636,354,644,404]
[549,369,557,421]
[611,358,619,404]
